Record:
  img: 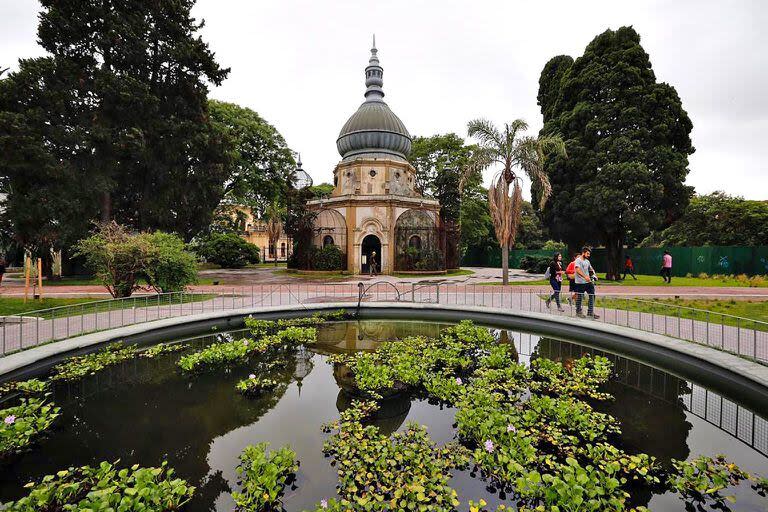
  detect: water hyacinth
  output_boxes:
[4,415,15,425]
[484,439,494,453]
[506,424,516,433]
[455,377,463,385]
[320,498,328,509]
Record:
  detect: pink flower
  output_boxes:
[484,439,494,453]
[4,415,15,425]
[320,499,328,509]
[455,377,462,385]
[249,374,256,380]
[243,340,249,346]
[507,424,516,433]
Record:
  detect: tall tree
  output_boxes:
[642,192,768,247]
[208,100,295,217]
[537,27,694,279]
[409,134,475,268]
[465,119,565,284]
[0,0,230,258]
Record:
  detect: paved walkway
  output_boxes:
[1,284,766,364]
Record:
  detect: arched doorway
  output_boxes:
[361,234,381,275]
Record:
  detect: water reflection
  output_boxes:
[0,321,766,512]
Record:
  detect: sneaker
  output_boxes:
[576,312,586,318]
[588,313,600,319]
[545,298,552,309]
[557,307,565,312]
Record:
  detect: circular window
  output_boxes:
[369,169,376,177]
[395,172,400,180]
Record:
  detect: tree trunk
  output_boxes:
[604,234,624,281]
[100,191,111,223]
[501,243,509,286]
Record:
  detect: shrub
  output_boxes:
[698,272,709,279]
[309,244,343,271]
[145,232,198,292]
[195,232,260,268]
[1,396,60,458]
[4,461,194,511]
[541,239,567,252]
[75,222,157,298]
[519,255,550,273]
[75,223,197,297]
[232,443,298,511]
[397,247,444,271]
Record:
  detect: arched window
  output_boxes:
[408,235,422,250]
[280,242,286,257]
[268,244,275,258]
[323,235,335,247]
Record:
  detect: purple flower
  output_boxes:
[4,415,15,425]
[455,377,463,385]
[484,439,494,453]
[248,374,256,380]
[243,340,249,346]
[320,499,328,509]
[506,424,516,433]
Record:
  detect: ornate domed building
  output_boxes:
[307,38,442,275]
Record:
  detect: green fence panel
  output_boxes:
[462,245,768,276]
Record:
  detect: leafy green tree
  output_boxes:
[515,202,549,249]
[308,183,335,199]
[208,100,295,216]
[1,0,231,258]
[537,27,694,279]
[284,186,317,270]
[642,192,768,247]
[410,134,476,268]
[465,119,565,284]
[145,232,198,293]
[195,233,260,269]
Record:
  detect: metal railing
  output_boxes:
[1,283,766,365]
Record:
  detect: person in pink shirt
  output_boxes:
[660,250,672,283]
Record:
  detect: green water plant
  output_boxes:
[4,460,194,511]
[320,401,468,511]
[1,396,61,459]
[139,343,184,358]
[0,378,48,396]
[51,343,138,382]
[235,375,280,397]
[529,356,613,400]
[668,455,749,507]
[231,442,298,511]
[178,326,316,372]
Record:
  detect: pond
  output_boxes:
[1,319,767,511]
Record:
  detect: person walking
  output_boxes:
[660,250,672,284]
[622,255,637,280]
[574,246,599,319]
[565,253,578,304]
[545,253,565,311]
[369,251,378,277]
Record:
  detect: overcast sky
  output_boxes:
[2,0,766,199]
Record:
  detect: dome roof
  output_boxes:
[336,37,412,162]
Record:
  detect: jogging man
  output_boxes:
[660,250,672,284]
[574,246,599,319]
[622,255,637,280]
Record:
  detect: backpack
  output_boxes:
[543,265,551,279]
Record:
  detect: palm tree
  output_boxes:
[265,201,284,266]
[465,119,566,285]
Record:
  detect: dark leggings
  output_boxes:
[660,267,671,283]
[549,278,562,307]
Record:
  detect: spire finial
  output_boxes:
[364,36,384,101]
[297,152,302,167]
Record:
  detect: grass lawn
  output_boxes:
[392,268,475,278]
[0,297,104,316]
[0,293,217,318]
[592,296,768,330]
[479,273,768,288]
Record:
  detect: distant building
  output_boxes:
[221,204,291,262]
[307,38,443,275]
